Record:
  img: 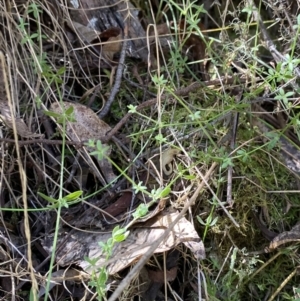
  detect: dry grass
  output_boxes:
[0,0,300,300]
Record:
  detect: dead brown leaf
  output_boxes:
[148,266,177,283]
[50,101,116,184]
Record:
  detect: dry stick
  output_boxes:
[108,162,217,301]
[98,25,128,119]
[226,88,243,206]
[226,110,239,207]
[268,267,299,301]
[105,97,162,140]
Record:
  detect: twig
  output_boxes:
[105,97,165,140]
[226,88,243,206]
[98,25,128,119]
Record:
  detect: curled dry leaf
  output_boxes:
[100,27,122,61]
[161,148,181,175]
[0,106,43,138]
[149,148,181,177]
[148,266,178,283]
[50,101,116,184]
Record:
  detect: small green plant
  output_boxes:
[87,139,111,160]
[39,103,81,301]
[38,190,83,209]
[83,139,173,299]
[86,225,130,300]
[44,104,75,123]
[8,0,300,300]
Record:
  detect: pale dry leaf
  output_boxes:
[50,101,116,184]
[149,148,181,177]
[161,148,181,175]
[42,211,205,275]
[50,101,111,140]
[66,20,100,43]
[0,112,43,138]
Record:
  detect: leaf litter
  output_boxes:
[1,0,300,300]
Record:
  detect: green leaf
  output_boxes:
[285,91,294,98]
[107,238,113,248]
[133,203,148,219]
[114,231,130,242]
[155,133,167,143]
[57,66,66,75]
[64,190,83,201]
[98,241,106,249]
[60,198,69,208]
[30,33,39,39]
[221,157,234,169]
[242,5,254,14]
[112,226,130,242]
[37,192,57,204]
[265,132,280,150]
[28,2,42,19]
[65,105,74,115]
[88,279,97,288]
[85,139,96,148]
[197,215,206,226]
[90,140,110,160]
[160,186,171,198]
[127,104,137,113]
[210,216,218,226]
[29,288,38,301]
[21,36,31,45]
[43,110,63,119]
[112,225,121,235]
[84,256,98,267]
[98,267,108,284]
[132,181,147,194]
[183,174,196,180]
